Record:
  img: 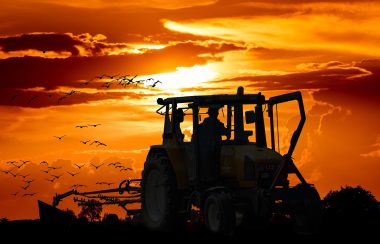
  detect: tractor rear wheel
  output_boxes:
[141,153,180,230]
[291,184,322,234]
[204,191,236,234]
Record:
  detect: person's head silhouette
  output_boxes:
[175,109,184,123]
[207,107,219,119]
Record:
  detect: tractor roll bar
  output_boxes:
[157,94,266,106]
[267,91,306,157]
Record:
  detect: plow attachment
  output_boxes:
[39,179,142,222]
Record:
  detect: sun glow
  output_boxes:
[145,64,217,90]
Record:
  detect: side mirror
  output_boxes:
[245,110,256,124]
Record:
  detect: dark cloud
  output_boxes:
[0,33,133,57]
[248,47,378,65]
[0,40,242,107]
[0,33,81,55]
[221,67,366,90]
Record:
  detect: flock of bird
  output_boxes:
[53,123,107,147]
[1,158,135,198]
[3,73,150,200]
[10,74,163,105]
[0,120,137,198]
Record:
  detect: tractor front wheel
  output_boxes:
[142,153,179,230]
[204,191,236,234]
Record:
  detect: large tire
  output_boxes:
[290,184,322,234]
[204,191,236,234]
[141,153,179,230]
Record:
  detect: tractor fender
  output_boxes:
[145,146,189,190]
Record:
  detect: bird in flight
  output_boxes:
[108,162,121,166]
[11,94,22,102]
[17,160,30,168]
[74,163,85,169]
[102,82,112,89]
[96,74,106,79]
[54,135,66,140]
[67,171,80,176]
[0,169,13,174]
[96,181,111,185]
[88,124,101,127]
[91,140,107,147]
[24,179,34,184]
[45,178,56,182]
[23,193,37,197]
[21,184,31,190]
[9,172,20,178]
[107,74,119,79]
[125,75,138,84]
[97,142,107,147]
[41,169,51,174]
[40,161,48,166]
[27,95,39,104]
[64,90,78,96]
[82,79,94,86]
[120,167,133,172]
[11,192,18,196]
[47,93,54,98]
[95,182,115,186]
[72,184,87,188]
[14,163,24,169]
[149,80,162,88]
[80,140,91,144]
[91,163,104,170]
[76,125,87,128]
[57,96,67,104]
[48,166,62,170]
[51,174,63,180]
[19,173,30,179]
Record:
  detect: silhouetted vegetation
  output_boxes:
[78,200,103,222]
[65,208,76,219]
[0,217,9,224]
[102,213,120,226]
[322,185,380,233]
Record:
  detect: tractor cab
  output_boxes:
[155,87,306,189]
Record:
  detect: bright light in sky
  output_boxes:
[146,64,218,89]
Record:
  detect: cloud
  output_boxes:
[218,61,373,91]
[0,38,242,107]
[361,149,380,158]
[0,32,150,58]
[361,135,380,158]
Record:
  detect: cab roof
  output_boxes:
[157,92,266,106]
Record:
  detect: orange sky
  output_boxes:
[0,0,379,220]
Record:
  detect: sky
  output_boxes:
[0,0,379,220]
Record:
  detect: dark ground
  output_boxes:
[0,219,377,243]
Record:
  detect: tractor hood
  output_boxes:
[220,144,284,188]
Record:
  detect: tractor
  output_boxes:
[141,87,321,234]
